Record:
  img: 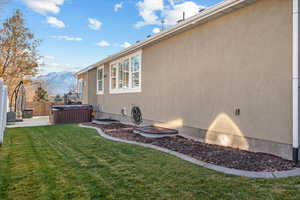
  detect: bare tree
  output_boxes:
[0,10,40,100]
[68,81,77,93]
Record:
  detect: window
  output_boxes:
[131,55,140,88]
[116,59,130,89]
[97,66,104,94]
[111,64,117,89]
[109,51,142,94]
[123,59,130,89]
[118,62,123,88]
[78,78,84,98]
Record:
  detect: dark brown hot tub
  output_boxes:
[50,104,93,124]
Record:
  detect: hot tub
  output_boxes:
[50,104,92,124]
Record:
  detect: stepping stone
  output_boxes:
[134,126,178,138]
[92,119,120,125]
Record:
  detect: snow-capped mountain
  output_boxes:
[35,71,76,95]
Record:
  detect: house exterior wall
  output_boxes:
[77,73,89,104]
[88,69,97,105]
[83,0,293,157]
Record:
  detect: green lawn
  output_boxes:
[0,125,300,200]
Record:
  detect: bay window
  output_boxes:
[110,51,142,94]
[111,64,117,89]
[97,66,104,94]
[131,55,140,88]
[123,59,130,89]
[77,78,84,98]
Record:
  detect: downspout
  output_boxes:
[293,0,299,162]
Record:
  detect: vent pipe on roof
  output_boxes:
[199,8,205,13]
[177,12,186,23]
[293,0,299,162]
[161,19,165,31]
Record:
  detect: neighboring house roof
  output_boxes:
[75,0,256,76]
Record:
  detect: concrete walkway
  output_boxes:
[7,116,51,128]
[80,124,300,179]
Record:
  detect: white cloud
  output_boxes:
[114,2,123,12]
[47,63,70,67]
[96,40,110,47]
[22,0,64,14]
[152,27,161,34]
[135,0,205,28]
[163,1,203,25]
[46,16,66,28]
[135,0,164,28]
[39,63,79,74]
[167,0,175,7]
[88,18,102,30]
[44,55,55,60]
[120,42,131,48]
[52,35,83,41]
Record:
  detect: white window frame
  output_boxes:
[97,66,104,95]
[109,50,142,94]
[110,64,117,90]
[78,78,83,98]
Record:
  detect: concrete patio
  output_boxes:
[7,116,51,128]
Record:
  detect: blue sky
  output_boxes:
[1,0,223,75]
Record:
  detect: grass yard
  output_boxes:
[0,125,300,200]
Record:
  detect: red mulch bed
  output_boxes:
[83,122,298,172]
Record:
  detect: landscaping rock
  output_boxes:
[84,122,298,172]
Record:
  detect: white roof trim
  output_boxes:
[76,0,256,76]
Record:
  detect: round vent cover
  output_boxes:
[131,106,143,125]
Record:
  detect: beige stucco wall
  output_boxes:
[85,0,293,145]
[77,73,89,104]
[88,69,97,105]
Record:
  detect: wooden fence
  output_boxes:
[25,101,53,116]
[0,78,8,145]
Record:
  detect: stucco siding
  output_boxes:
[88,69,97,105]
[87,0,292,145]
[77,73,89,104]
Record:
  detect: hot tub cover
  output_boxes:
[52,104,92,111]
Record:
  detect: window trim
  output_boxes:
[110,64,117,90]
[109,50,142,94]
[78,78,84,98]
[96,66,104,95]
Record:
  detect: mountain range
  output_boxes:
[35,72,76,95]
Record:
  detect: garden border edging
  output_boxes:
[79,124,300,179]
